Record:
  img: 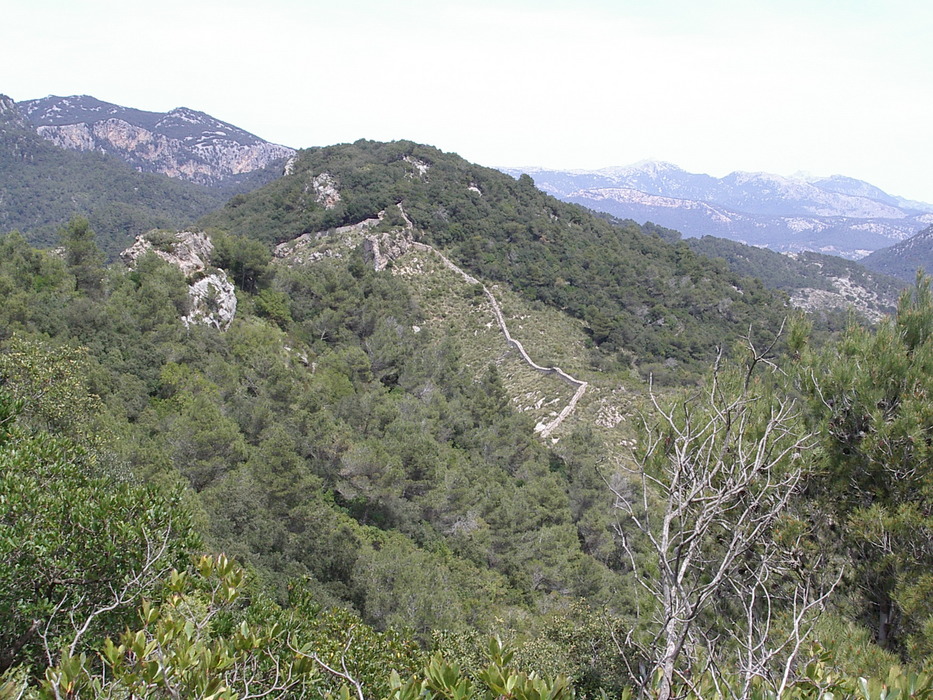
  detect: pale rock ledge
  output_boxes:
[121,230,237,330]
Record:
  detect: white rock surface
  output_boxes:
[182,273,238,329]
[122,230,237,329]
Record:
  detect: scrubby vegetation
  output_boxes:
[203,140,790,379]
[3,142,933,698]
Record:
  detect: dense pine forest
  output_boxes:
[2,140,933,699]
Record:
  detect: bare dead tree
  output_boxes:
[302,630,367,700]
[609,340,836,700]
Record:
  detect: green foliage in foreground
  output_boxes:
[27,556,574,700]
[6,217,933,697]
[799,275,933,660]
[14,554,933,700]
[0,224,629,690]
[0,341,198,680]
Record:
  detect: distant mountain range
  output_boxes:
[0,91,919,317]
[500,162,933,259]
[19,94,295,188]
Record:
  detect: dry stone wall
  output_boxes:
[404,241,588,438]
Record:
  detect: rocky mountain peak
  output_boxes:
[16,94,295,187]
[809,175,901,207]
[606,160,683,177]
[167,106,203,120]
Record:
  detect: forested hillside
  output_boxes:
[686,235,905,321]
[203,140,790,379]
[0,97,229,255]
[861,225,933,282]
[0,220,638,695]
[3,139,933,698]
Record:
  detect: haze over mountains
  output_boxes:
[501,162,933,259]
[0,91,923,316]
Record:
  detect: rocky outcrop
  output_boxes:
[121,230,236,330]
[789,277,895,323]
[363,229,414,271]
[274,215,384,266]
[0,95,27,128]
[121,229,213,277]
[403,156,430,180]
[182,274,237,330]
[309,173,341,209]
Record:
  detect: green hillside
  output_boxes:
[203,139,790,379]
[686,234,905,321]
[3,138,933,698]
[0,221,634,682]
[862,225,933,282]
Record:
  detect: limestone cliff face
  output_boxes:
[20,95,295,187]
[121,230,237,329]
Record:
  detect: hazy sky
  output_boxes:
[5,0,933,201]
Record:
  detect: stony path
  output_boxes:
[409,242,587,438]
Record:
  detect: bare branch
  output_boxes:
[303,631,366,700]
[610,332,826,700]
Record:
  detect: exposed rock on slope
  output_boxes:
[20,95,295,187]
[0,95,28,128]
[122,230,236,329]
[309,172,341,209]
[685,236,904,322]
[273,214,385,266]
[787,272,897,323]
